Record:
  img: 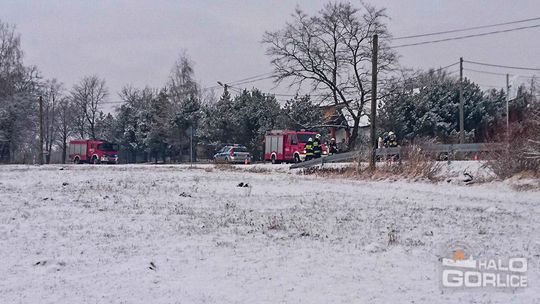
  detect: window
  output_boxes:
[97,143,119,151]
[297,134,313,143]
[290,135,298,145]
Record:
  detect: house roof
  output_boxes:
[322,104,370,128]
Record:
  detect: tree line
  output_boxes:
[0,18,324,164]
[1,2,538,164]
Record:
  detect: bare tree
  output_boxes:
[262,2,396,148]
[167,53,201,161]
[0,20,41,163]
[168,52,199,103]
[71,75,108,139]
[0,21,24,98]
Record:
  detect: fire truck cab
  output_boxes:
[264,130,324,164]
[69,140,119,164]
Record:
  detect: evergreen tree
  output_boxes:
[281,95,323,130]
[379,70,506,143]
[115,86,156,162]
[146,89,170,163]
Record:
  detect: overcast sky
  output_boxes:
[2,0,539,105]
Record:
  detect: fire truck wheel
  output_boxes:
[92,156,100,164]
[73,157,80,164]
[271,154,279,164]
[293,154,300,163]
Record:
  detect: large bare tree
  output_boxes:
[263,2,396,148]
[71,75,108,139]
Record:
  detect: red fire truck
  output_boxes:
[68,140,119,164]
[264,130,326,164]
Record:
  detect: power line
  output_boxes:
[228,75,274,86]
[228,72,273,85]
[203,72,274,90]
[464,68,508,76]
[391,24,540,48]
[393,16,540,40]
[228,62,460,98]
[393,61,459,83]
[226,83,328,98]
[464,68,539,81]
[464,60,540,71]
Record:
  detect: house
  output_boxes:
[320,103,370,146]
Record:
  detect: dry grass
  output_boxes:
[301,145,442,182]
[213,163,239,171]
[301,166,359,178]
[212,163,272,174]
[245,166,271,174]
[394,146,443,181]
[486,148,539,179]
[486,109,540,179]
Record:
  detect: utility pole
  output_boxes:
[506,73,510,141]
[39,95,44,165]
[369,34,378,171]
[189,126,193,168]
[459,57,464,144]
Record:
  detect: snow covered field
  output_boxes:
[0,164,538,303]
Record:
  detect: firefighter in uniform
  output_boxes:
[305,137,314,161]
[383,131,399,161]
[313,134,322,159]
[387,131,398,147]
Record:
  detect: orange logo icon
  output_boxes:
[453,250,466,260]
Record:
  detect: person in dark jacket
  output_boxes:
[328,138,338,155]
[313,134,322,158]
[304,137,314,161]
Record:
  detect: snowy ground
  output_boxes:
[0,163,538,303]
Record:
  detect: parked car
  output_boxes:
[213,145,251,164]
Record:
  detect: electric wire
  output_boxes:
[391,24,540,48]
[393,16,540,40]
[464,60,540,71]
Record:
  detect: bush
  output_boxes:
[486,112,540,179]
[393,145,443,180]
[487,147,539,179]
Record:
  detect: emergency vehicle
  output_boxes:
[264,130,326,164]
[69,140,119,164]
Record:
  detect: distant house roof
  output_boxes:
[321,103,370,128]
